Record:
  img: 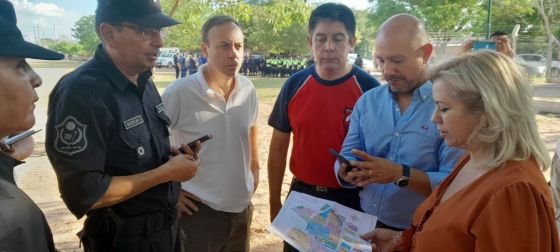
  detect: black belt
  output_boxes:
[291,178,350,193]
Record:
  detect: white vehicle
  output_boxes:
[348,53,375,73]
[159,47,180,54]
[516,53,560,81]
[156,52,175,68]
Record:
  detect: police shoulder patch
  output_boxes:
[54,116,88,156]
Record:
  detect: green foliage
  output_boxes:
[368,0,413,28]
[369,0,485,39]
[367,0,552,42]
[161,0,211,52]
[354,10,376,58]
[248,0,311,56]
[40,39,85,58]
[160,0,311,56]
[491,0,538,35]
[71,15,100,56]
[69,0,558,59]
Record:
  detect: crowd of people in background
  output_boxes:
[241,56,313,77]
[174,52,208,78]
[173,53,315,78]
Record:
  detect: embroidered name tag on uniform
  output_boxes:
[123,115,144,130]
[155,103,165,114]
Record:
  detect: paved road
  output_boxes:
[534,82,560,114]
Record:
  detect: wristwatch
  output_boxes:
[394,164,410,187]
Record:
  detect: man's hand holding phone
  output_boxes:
[171,135,213,216]
[179,134,213,154]
[171,134,213,160]
[330,149,364,185]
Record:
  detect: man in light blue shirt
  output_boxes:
[335,13,463,230]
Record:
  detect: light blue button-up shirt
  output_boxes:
[336,81,463,229]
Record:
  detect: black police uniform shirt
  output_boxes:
[46,44,179,219]
[0,152,56,252]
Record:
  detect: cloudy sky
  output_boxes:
[11,0,371,43]
[11,0,96,42]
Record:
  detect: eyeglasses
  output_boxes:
[113,23,163,41]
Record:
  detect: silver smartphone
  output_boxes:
[4,129,41,145]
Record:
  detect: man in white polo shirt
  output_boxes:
[162,15,259,252]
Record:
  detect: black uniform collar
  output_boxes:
[94,44,153,94]
[0,152,23,184]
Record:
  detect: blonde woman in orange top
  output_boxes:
[361,50,559,251]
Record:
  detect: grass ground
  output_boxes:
[27,59,287,103]
[153,72,286,103]
[29,60,85,68]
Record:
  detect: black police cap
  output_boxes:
[96,0,179,28]
[0,0,64,60]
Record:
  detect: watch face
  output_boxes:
[397,177,410,187]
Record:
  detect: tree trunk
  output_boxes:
[169,0,182,18]
[535,0,560,75]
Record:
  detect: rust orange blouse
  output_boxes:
[403,156,559,252]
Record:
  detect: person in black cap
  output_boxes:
[45,0,199,251]
[0,0,63,251]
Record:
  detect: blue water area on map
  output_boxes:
[306,221,330,238]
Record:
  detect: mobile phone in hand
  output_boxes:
[5,129,41,145]
[328,148,352,167]
[178,134,213,154]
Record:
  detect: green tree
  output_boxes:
[368,0,484,60]
[40,39,86,58]
[72,15,100,56]
[354,10,376,59]
[248,0,311,56]
[369,0,412,28]
[160,0,312,56]
[369,0,487,39]
[367,0,549,60]
[535,0,560,80]
[160,0,212,52]
[490,1,544,55]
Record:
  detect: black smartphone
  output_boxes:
[4,129,41,145]
[328,148,352,167]
[178,134,213,154]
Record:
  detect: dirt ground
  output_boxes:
[13,69,560,251]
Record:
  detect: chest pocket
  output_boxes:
[117,119,153,170]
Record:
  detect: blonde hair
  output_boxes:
[429,50,550,170]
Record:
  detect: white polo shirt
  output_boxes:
[162,64,258,213]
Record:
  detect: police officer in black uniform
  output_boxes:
[45,0,199,251]
[0,1,64,251]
